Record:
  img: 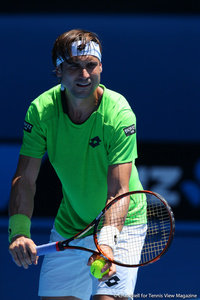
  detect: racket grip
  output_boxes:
[36,242,58,256]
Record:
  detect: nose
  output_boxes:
[79,68,90,79]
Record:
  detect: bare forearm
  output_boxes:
[104,163,132,231]
[9,175,36,218]
[8,155,41,269]
[104,195,130,231]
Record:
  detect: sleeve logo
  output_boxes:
[24,121,33,133]
[123,124,136,136]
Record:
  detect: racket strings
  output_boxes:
[96,192,173,266]
[141,202,171,263]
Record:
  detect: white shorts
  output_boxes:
[38,224,147,299]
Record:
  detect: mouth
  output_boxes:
[76,82,91,88]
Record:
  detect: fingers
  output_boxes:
[9,236,38,269]
[101,260,111,273]
[87,248,117,281]
[100,261,116,281]
[87,253,101,266]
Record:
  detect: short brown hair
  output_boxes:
[52,29,102,67]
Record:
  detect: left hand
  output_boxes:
[87,245,116,281]
[9,235,38,269]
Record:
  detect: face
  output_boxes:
[56,55,102,99]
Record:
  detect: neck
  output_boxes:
[64,86,103,124]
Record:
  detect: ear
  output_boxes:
[99,63,103,73]
[56,66,62,77]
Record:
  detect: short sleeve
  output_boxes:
[107,109,137,165]
[20,102,47,158]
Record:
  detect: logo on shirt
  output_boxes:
[24,121,33,133]
[89,136,101,148]
[123,124,136,137]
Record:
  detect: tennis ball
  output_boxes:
[90,259,109,279]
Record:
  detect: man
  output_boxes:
[8,29,144,300]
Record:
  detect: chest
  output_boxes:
[45,113,108,166]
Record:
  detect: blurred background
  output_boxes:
[0,0,200,299]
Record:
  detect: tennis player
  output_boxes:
[8,29,144,300]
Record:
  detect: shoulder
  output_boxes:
[99,85,136,125]
[27,85,62,121]
[102,85,130,106]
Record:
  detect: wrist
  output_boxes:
[8,214,31,243]
[98,225,119,251]
[10,234,30,243]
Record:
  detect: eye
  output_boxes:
[87,62,97,69]
[70,63,79,69]
[66,61,80,69]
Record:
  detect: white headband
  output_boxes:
[56,40,101,66]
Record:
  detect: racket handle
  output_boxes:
[36,242,58,256]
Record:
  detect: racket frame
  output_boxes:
[93,190,175,267]
[36,190,175,267]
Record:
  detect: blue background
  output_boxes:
[0,13,199,299]
[0,14,200,142]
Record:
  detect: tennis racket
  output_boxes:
[36,190,175,267]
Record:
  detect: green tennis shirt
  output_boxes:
[20,84,145,238]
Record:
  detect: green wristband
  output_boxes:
[8,214,31,243]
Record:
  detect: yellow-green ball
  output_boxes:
[90,259,109,279]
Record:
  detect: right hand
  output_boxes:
[87,245,116,281]
[9,235,38,269]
